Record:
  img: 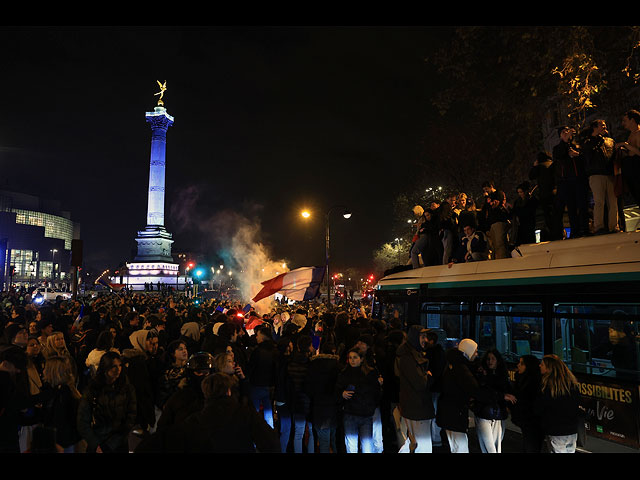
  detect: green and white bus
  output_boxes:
[372,231,640,452]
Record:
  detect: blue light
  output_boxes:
[195,268,204,277]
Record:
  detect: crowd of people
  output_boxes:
[409,111,640,268]
[0,287,583,454]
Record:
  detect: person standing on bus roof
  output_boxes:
[582,119,618,235]
[486,191,511,259]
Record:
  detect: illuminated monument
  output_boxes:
[119,81,183,290]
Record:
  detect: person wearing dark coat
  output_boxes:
[529,151,559,240]
[510,354,544,453]
[471,349,516,453]
[121,329,161,433]
[154,352,214,434]
[134,372,280,453]
[0,345,30,453]
[76,351,137,453]
[394,325,435,453]
[287,334,315,453]
[273,336,294,453]
[533,354,581,453]
[436,339,500,453]
[306,341,340,453]
[246,325,278,429]
[335,347,382,453]
[38,355,82,452]
[423,329,446,447]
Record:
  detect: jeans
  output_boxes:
[316,427,336,453]
[431,393,442,446]
[548,434,577,453]
[399,418,433,453]
[276,403,292,453]
[292,412,314,453]
[475,417,505,453]
[372,407,383,453]
[250,385,274,429]
[445,430,469,453]
[344,413,373,453]
[442,229,454,264]
[410,235,429,268]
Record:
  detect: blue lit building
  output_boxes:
[0,189,80,290]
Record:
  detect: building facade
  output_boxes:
[0,189,80,290]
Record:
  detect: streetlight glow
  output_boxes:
[301,210,311,219]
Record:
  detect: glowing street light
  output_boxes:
[301,210,311,219]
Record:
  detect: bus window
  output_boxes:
[476,302,543,364]
[553,303,640,380]
[420,302,470,351]
[380,301,409,329]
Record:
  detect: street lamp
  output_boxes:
[50,249,58,283]
[326,205,351,304]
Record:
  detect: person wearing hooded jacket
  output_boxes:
[394,325,435,453]
[436,339,501,453]
[121,329,161,434]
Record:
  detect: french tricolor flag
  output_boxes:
[252,266,325,303]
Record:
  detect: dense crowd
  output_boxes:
[0,287,583,454]
[408,112,640,269]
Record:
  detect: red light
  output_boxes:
[188,262,195,268]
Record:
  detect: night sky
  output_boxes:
[1,26,452,277]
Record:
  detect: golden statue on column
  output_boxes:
[155,80,167,106]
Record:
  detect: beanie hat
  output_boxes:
[458,339,477,360]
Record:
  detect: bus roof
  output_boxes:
[375,231,640,291]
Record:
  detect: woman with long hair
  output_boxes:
[85,330,120,378]
[335,346,382,453]
[472,349,516,453]
[510,354,544,453]
[534,354,581,453]
[39,355,82,452]
[76,351,137,453]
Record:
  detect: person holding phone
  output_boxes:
[335,347,382,453]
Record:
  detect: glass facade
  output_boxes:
[11,208,74,250]
[10,249,37,279]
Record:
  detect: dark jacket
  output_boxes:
[121,348,157,429]
[553,140,585,179]
[533,386,580,436]
[135,396,281,453]
[583,134,615,176]
[394,338,434,421]
[424,343,446,393]
[529,161,557,198]
[335,365,381,418]
[510,371,541,430]
[306,353,340,429]
[76,378,137,453]
[436,348,499,433]
[471,366,510,421]
[287,350,312,415]
[247,338,278,388]
[39,383,81,448]
[155,373,205,433]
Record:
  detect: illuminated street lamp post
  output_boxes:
[301,206,352,304]
[50,249,58,283]
[326,206,351,304]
